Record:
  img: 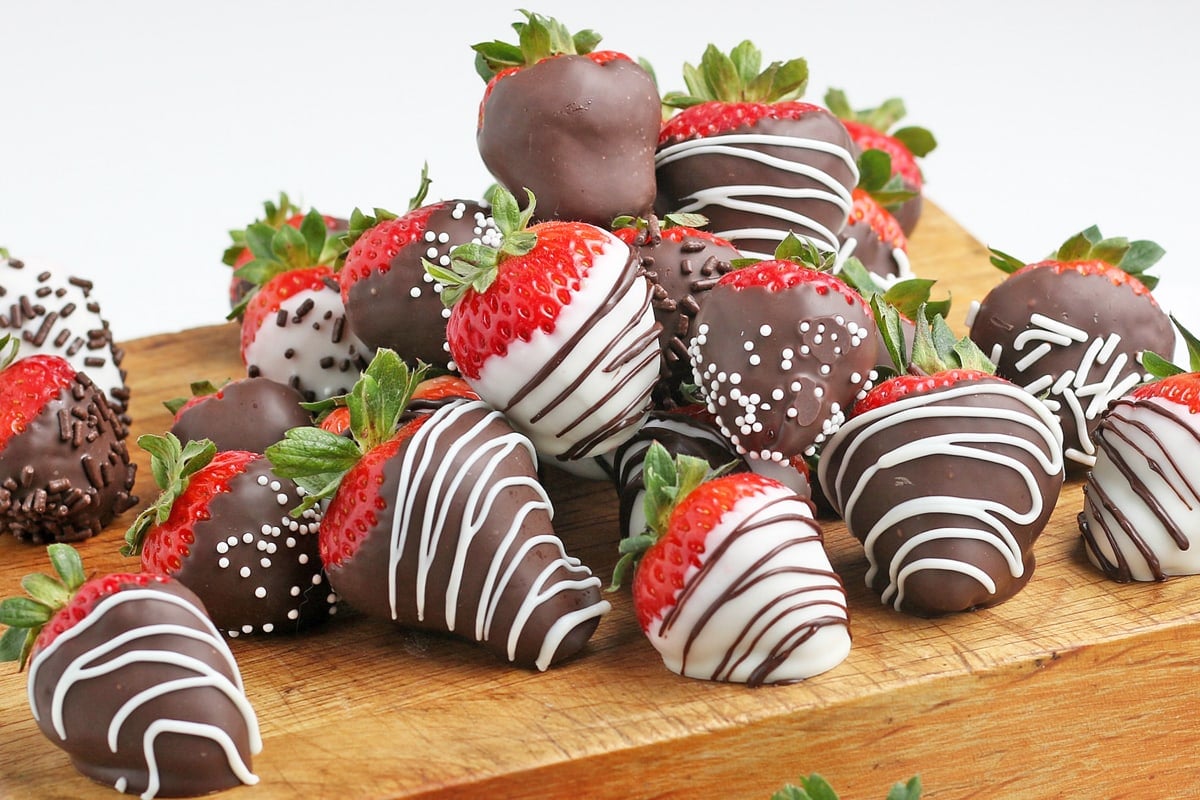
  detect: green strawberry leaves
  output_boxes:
[991,225,1165,290]
[857,149,917,207]
[121,434,218,557]
[838,258,951,323]
[227,208,345,320]
[663,40,808,109]
[221,192,301,268]
[424,186,537,307]
[0,333,19,371]
[771,773,923,800]
[472,10,601,81]
[731,232,836,272]
[1142,314,1200,379]
[824,88,938,158]
[163,379,228,416]
[266,349,427,515]
[871,299,994,377]
[0,543,88,669]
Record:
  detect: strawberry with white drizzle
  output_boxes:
[1079,328,1200,581]
[234,209,372,401]
[968,226,1175,468]
[267,350,610,671]
[612,442,850,685]
[426,187,660,473]
[689,236,878,464]
[819,305,1065,616]
[122,434,334,637]
[0,544,261,799]
[655,41,857,259]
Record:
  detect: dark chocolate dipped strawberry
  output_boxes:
[824,89,937,236]
[122,434,333,637]
[689,237,879,465]
[656,42,857,259]
[1,249,131,425]
[266,349,611,671]
[819,305,1065,616]
[1079,327,1200,582]
[166,376,313,454]
[234,211,371,401]
[222,192,348,315]
[0,544,261,797]
[968,226,1175,468]
[338,170,499,372]
[612,214,740,408]
[611,443,850,685]
[426,187,660,475]
[473,10,661,226]
[836,149,915,284]
[0,336,137,543]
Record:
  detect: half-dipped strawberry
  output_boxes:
[689,237,879,463]
[426,187,660,473]
[824,89,937,236]
[266,349,610,671]
[122,434,333,636]
[613,214,740,407]
[0,336,137,543]
[656,41,857,258]
[968,226,1175,468]
[473,10,661,226]
[819,305,1065,616]
[0,544,261,797]
[612,442,850,685]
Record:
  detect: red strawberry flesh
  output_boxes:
[854,368,995,416]
[0,355,77,451]
[32,572,171,655]
[659,100,824,146]
[1132,372,1200,413]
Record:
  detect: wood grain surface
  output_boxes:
[2,205,1196,800]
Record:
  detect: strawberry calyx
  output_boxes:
[163,379,227,417]
[824,88,938,159]
[227,208,346,320]
[661,40,808,110]
[423,185,538,307]
[471,10,603,81]
[266,349,427,515]
[856,149,918,209]
[221,192,303,268]
[1141,314,1200,380]
[989,225,1165,291]
[609,441,729,592]
[121,433,219,557]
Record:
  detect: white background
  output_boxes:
[2,1,1197,360]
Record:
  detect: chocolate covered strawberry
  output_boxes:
[473,10,661,226]
[968,226,1175,468]
[167,376,312,453]
[122,434,334,637]
[338,171,499,372]
[819,305,1065,616]
[824,89,937,236]
[0,544,261,798]
[689,237,879,464]
[656,41,857,258]
[1,249,131,424]
[235,212,371,401]
[426,187,660,472]
[612,443,850,685]
[1079,328,1200,581]
[613,214,740,407]
[266,349,610,671]
[0,336,137,543]
[835,148,915,284]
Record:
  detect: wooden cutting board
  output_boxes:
[2,205,1196,800]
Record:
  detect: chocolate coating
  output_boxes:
[818,377,1065,616]
[478,55,661,226]
[326,399,610,670]
[170,377,312,454]
[655,111,857,258]
[28,578,260,797]
[175,456,334,636]
[969,265,1176,468]
[0,372,137,543]
[345,200,497,371]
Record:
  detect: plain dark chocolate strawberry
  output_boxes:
[820,305,1065,616]
[0,544,261,798]
[267,350,611,670]
[613,215,740,408]
[689,238,878,463]
[0,337,137,543]
[123,435,334,637]
[656,42,857,258]
[968,226,1175,468]
[473,11,661,226]
[167,376,313,454]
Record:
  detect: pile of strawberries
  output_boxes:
[2,8,1199,798]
